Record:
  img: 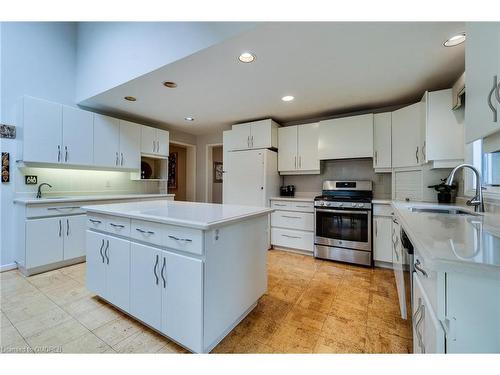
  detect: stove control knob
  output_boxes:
[338,202,343,207]
[351,202,357,207]
[357,203,364,208]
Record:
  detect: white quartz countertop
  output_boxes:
[14,193,174,205]
[83,200,273,230]
[392,201,500,275]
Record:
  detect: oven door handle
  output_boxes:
[315,209,369,215]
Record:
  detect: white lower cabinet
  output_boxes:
[412,273,445,354]
[130,242,203,352]
[63,215,87,260]
[373,215,392,264]
[86,231,130,312]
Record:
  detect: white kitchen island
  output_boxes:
[83,200,273,353]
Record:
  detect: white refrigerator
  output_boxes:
[223,148,280,207]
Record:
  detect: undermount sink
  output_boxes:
[409,207,480,216]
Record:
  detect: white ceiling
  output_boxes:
[80,22,465,135]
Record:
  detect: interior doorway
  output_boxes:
[168,141,196,202]
[205,143,223,203]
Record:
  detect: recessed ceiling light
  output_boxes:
[184,117,194,122]
[163,81,177,88]
[281,95,295,102]
[238,52,256,63]
[443,33,466,47]
[124,96,136,102]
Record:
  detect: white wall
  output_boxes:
[76,22,255,102]
[0,22,79,270]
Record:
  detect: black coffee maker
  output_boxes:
[280,185,296,197]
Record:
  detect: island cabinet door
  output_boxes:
[105,236,131,312]
[161,251,203,353]
[86,231,106,296]
[130,242,162,331]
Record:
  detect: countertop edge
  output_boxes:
[13,194,175,205]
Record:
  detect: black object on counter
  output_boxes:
[280,185,296,197]
[428,178,457,203]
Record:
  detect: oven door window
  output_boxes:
[316,210,368,243]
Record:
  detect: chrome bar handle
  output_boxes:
[136,228,155,235]
[48,206,80,211]
[161,257,166,288]
[299,156,302,169]
[89,218,102,224]
[104,240,109,265]
[294,156,297,169]
[247,135,250,148]
[121,152,124,166]
[281,215,301,219]
[115,152,119,166]
[109,223,125,228]
[58,219,62,237]
[281,234,301,239]
[422,141,426,161]
[251,135,254,148]
[375,220,378,237]
[415,146,419,163]
[168,235,192,242]
[488,75,498,122]
[65,146,68,162]
[153,254,159,285]
[414,259,428,278]
[57,145,61,162]
[99,239,105,263]
[374,150,378,165]
[496,80,500,106]
[66,218,69,236]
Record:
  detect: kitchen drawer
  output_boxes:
[271,200,290,210]
[87,213,107,231]
[164,226,203,255]
[414,247,439,315]
[106,216,131,236]
[271,228,313,252]
[26,203,85,218]
[373,203,392,217]
[131,219,164,247]
[289,201,314,212]
[271,211,314,231]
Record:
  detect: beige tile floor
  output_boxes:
[0,249,412,354]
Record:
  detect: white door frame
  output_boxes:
[169,140,196,202]
[205,143,223,203]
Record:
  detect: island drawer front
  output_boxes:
[271,228,313,252]
[373,204,392,217]
[270,201,291,210]
[164,226,203,255]
[27,204,86,218]
[106,216,131,236]
[131,219,164,246]
[271,211,314,231]
[87,214,108,230]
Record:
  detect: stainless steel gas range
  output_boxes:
[314,180,373,266]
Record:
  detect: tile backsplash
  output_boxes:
[283,158,392,199]
[15,167,161,197]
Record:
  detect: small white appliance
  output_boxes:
[223,149,279,207]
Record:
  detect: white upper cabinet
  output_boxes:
[21,96,62,164]
[94,114,120,168]
[421,89,464,168]
[373,112,392,171]
[228,119,279,151]
[319,114,373,160]
[392,102,423,168]
[119,120,141,169]
[62,106,94,166]
[465,23,500,143]
[141,126,170,158]
[278,123,319,174]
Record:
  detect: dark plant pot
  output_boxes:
[437,192,452,203]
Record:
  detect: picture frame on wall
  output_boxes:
[213,161,223,183]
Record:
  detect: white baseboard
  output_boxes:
[0,263,18,272]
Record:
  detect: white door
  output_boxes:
[224,150,264,206]
[63,215,86,260]
[156,129,170,157]
[373,216,392,263]
[373,112,392,169]
[130,243,162,330]
[105,235,130,311]
[162,251,203,353]
[250,121,271,149]
[85,230,106,296]
[25,217,64,268]
[94,114,120,167]
[277,126,297,172]
[392,103,422,168]
[298,122,320,171]
[318,114,373,159]
[229,123,252,151]
[62,106,93,166]
[119,120,141,169]
[141,126,157,155]
[22,96,62,164]
[465,23,500,142]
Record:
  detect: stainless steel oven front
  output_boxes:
[315,207,372,251]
